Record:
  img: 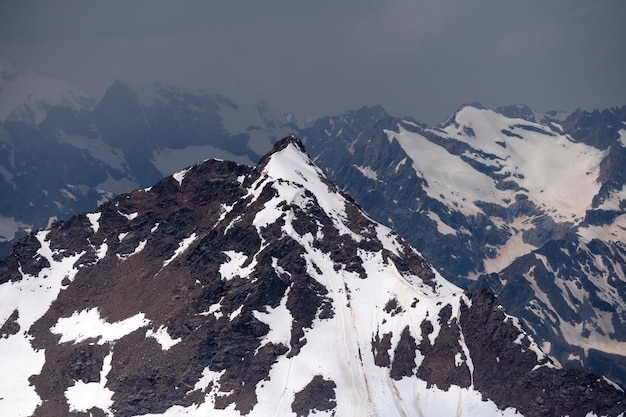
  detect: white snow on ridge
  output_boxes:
[246,164,479,416]
[145,140,526,417]
[445,107,605,220]
[172,166,192,186]
[253,142,357,240]
[390,125,499,215]
[619,128,626,148]
[163,233,198,268]
[118,211,139,221]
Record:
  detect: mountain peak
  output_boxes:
[496,104,536,122]
[2,129,625,416]
[439,102,486,127]
[271,134,306,154]
[258,135,306,165]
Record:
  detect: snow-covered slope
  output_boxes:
[392,106,608,272]
[2,137,623,416]
[0,58,95,124]
[301,104,626,388]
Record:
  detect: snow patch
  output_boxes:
[219,250,256,280]
[253,286,293,350]
[394,157,407,173]
[163,233,197,268]
[229,305,243,321]
[86,212,101,233]
[94,241,108,261]
[172,167,191,186]
[51,308,149,345]
[65,351,114,416]
[354,164,378,180]
[118,211,139,221]
[427,211,457,235]
[146,326,182,350]
[117,240,147,261]
[619,128,626,148]
[0,216,29,241]
[199,301,224,320]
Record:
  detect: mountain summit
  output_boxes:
[1,137,624,416]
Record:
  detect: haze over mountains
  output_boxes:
[1,64,625,415]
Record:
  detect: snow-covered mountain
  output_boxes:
[1,61,625,392]
[0,58,95,125]
[300,103,626,388]
[0,69,295,257]
[1,137,624,416]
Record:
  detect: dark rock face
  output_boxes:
[496,104,537,122]
[490,238,626,387]
[291,375,337,417]
[0,309,19,337]
[460,289,626,417]
[416,305,472,390]
[562,106,626,150]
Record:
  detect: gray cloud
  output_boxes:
[1,0,624,123]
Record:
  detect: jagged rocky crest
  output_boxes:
[1,137,624,416]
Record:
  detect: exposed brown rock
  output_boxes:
[291,375,337,417]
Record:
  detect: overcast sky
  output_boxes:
[1,0,624,124]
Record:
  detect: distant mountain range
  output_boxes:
[1,137,624,416]
[300,102,626,389]
[1,63,625,392]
